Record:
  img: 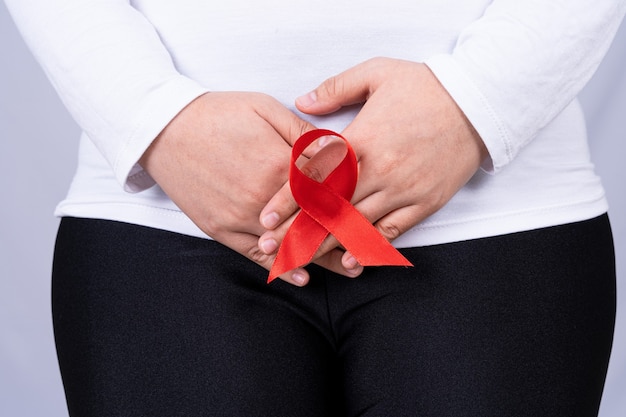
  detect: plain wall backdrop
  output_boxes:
[1,2,624,416]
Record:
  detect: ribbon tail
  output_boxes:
[267,212,329,283]
[296,178,413,268]
[321,205,412,267]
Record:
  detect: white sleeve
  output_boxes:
[4,0,209,192]
[425,0,626,173]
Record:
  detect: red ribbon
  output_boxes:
[267,129,412,283]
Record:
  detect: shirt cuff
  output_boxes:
[425,53,513,174]
[112,76,209,193]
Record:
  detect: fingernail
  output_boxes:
[292,271,307,286]
[296,91,317,108]
[260,238,278,254]
[344,254,359,270]
[318,135,330,148]
[261,212,280,229]
[347,266,363,277]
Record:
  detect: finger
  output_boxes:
[313,248,363,278]
[259,137,348,230]
[262,234,363,279]
[353,190,432,239]
[260,218,363,278]
[339,204,426,271]
[295,59,381,115]
[225,231,312,287]
[260,217,342,259]
[259,205,364,278]
[258,96,317,147]
[374,205,426,242]
[277,267,311,287]
[259,182,299,230]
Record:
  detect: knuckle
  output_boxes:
[197,217,224,238]
[246,245,271,266]
[372,153,397,177]
[300,164,326,183]
[312,237,338,261]
[420,187,448,215]
[290,120,314,142]
[320,75,341,99]
[376,220,403,241]
[280,192,300,214]
[225,208,250,228]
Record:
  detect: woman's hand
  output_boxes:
[139,92,352,286]
[259,58,488,271]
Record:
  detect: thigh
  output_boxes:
[52,218,339,417]
[327,215,616,417]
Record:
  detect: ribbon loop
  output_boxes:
[268,129,412,282]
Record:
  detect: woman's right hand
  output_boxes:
[139,92,357,286]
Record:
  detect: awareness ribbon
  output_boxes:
[267,129,412,283]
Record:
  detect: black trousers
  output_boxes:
[52,215,616,417]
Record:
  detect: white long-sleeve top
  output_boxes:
[6,0,625,247]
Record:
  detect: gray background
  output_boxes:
[1,2,624,415]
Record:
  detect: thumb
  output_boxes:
[257,96,318,147]
[295,63,372,115]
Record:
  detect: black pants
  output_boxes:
[52,215,616,417]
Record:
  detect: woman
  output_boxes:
[6,0,624,415]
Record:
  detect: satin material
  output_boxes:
[268,130,412,282]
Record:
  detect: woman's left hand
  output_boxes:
[259,58,488,272]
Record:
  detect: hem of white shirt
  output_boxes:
[54,192,608,249]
